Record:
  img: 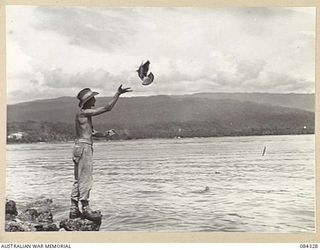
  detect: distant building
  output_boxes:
[7,132,28,140]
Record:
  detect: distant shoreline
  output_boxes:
[6,132,314,145]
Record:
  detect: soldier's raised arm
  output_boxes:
[81,85,132,117]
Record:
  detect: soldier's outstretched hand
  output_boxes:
[117,84,132,95]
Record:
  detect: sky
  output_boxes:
[6,6,315,104]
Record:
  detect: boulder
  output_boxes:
[34,223,59,231]
[5,198,102,232]
[6,200,18,216]
[59,218,101,231]
[37,210,53,223]
[17,208,39,221]
[5,221,26,232]
[5,198,58,232]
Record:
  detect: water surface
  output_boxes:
[6,135,315,232]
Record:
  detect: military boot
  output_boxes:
[81,200,102,222]
[69,199,82,219]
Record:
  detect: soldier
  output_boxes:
[70,85,131,221]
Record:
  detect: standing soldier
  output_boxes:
[70,85,132,221]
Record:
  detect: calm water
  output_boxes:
[6,135,315,232]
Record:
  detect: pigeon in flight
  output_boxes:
[137,60,154,85]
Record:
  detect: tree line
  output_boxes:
[7,120,314,144]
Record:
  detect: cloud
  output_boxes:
[34,7,140,52]
[257,72,314,93]
[27,67,135,90]
[6,6,315,104]
[7,88,73,104]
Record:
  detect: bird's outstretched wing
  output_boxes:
[142,61,150,77]
[137,60,150,80]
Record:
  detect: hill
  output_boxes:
[7,93,314,142]
[190,92,314,112]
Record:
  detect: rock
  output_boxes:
[6,200,18,216]
[17,208,53,223]
[5,198,102,232]
[17,208,38,221]
[60,218,101,231]
[5,220,59,232]
[5,221,27,232]
[5,198,59,232]
[34,223,59,231]
[37,210,53,223]
[6,214,16,221]
[5,200,18,221]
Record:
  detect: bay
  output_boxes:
[6,134,315,232]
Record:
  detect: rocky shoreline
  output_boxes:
[5,198,102,232]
